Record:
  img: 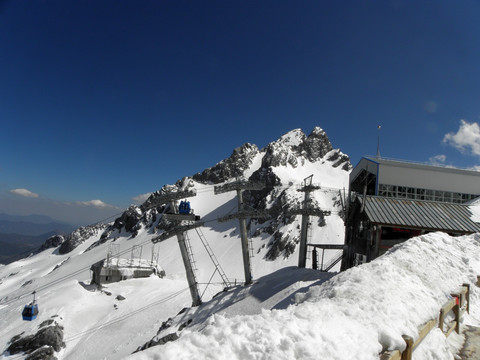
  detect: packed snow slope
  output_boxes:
[0,127,351,359]
[130,232,480,360]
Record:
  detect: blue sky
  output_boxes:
[2,0,480,225]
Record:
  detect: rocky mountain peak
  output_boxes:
[260,127,341,169]
[303,127,332,162]
[193,143,259,184]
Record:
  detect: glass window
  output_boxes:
[416,188,425,200]
[425,190,434,201]
[407,187,415,199]
[452,193,462,203]
[378,184,387,197]
[397,186,407,198]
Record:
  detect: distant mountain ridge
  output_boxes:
[0,214,76,264]
[0,214,75,236]
[0,213,71,225]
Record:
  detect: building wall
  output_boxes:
[378,162,480,194]
[350,157,480,201]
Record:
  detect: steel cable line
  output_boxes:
[63,287,189,343]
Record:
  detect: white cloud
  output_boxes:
[443,120,480,156]
[429,154,446,165]
[132,192,152,205]
[10,188,39,198]
[77,199,114,208]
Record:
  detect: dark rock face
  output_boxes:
[58,224,106,255]
[193,143,259,184]
[92,204,161,248]
[303,127,334,162]
[111,206,144,234]
[134,333,179,353]
[7,324,65,357]
[39,235,65,252]
[26,346,55,360]
[327,149,352,170]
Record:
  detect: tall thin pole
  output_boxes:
[298,189,311,268]
[237,189,252,285]
[177,231,202,306]
[376,125,381,159]
[169,201,202,306]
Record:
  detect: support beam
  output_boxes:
[237,189,252,285]
[214,180,265,194]
[217,210,271,223]
[151,222,205,243]
[143,188,197,210]
[176,231,202,307]
[163,213,201,222]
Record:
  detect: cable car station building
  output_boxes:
[342,156,480,270]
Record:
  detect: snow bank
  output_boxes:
[469,202,480,223]
[130,232,480,360]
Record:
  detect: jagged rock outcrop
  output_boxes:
[57,224,107,255]
[260,127,349,169]
[327,149,351,170]
[303,127,334,162]
[7,322,65,358]
[39,235,65,252]
[110,206,144,234]
[133,317,178,353]
[193,143,259,184]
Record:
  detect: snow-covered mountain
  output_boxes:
[3,127,479,359]
[0,127,352,359]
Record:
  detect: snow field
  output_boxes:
[129,232,480,360]
[0,150,351,359]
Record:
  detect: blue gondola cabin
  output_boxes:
[22,302,39,321]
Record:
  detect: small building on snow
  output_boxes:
[90,258,166,285]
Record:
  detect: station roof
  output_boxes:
[358,195,480,234]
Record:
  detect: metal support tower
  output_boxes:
[150,187,203,307]
[214,179,266,285]
[287,175,331,268]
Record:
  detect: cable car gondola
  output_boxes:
[22,291,39,321]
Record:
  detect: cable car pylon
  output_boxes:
[214,178,267,285]
[149,180,203,307]
[284,175,331,268]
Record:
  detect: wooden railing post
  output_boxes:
[401,336,413,360]
[453,304,460,334]
[463,283,470,314]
